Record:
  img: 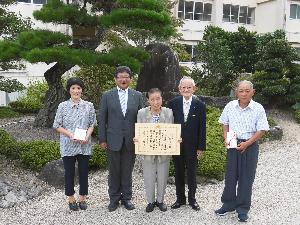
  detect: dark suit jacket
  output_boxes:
[168,96,206,156]
[99,87,144,151]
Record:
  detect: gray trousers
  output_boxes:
[221,142,259,214]
[142,156,170,203]
[107,141,135,204]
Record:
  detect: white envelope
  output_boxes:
[226,131,237,149]
[73,128,87,141]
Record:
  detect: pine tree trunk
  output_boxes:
[33,63,73,128]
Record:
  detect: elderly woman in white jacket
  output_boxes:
[134,88,175,213]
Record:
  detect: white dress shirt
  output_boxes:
[219,99,270,139]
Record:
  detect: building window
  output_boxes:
[183,44,198,61]
[17,0,47,4]
[185,1,194,20]
[223,4,255,24]
[290,4,300,19]
[178,0,212,21]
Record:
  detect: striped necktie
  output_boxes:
[184,101,190,122]
[119,89,126,116]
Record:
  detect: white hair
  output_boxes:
[237,80,253,89]
[179,76,195,87]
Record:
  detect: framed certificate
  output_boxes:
[135,123,181,155]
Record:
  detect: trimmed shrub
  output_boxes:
[295,109,300,123]
[89,144,108,169]
[0,129,19,159]
[9,100,41,114]
[19,140,60,171]
[197,106,225,180]
[199,150,225,180]
[0,106,20,118]
[9,80,48,113]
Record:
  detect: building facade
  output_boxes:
[172,0,300,60]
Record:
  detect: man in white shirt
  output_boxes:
[215,80,269,222]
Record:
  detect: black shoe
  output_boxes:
[79,201,87,210]
[238,213,249,222]
[121,200,135,210]
[215,207,235,216]
[108,202,119,212]
[189,201,200,211]
[171,201,186,209]
[156,202,167,212]
[69,202,79,211]
[145,202,156,213]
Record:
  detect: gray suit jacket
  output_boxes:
[137,106,174,162]
[99,87,144,151]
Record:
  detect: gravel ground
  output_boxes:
[0,112,299,225]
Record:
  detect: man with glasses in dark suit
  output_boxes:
[99,66,144,212]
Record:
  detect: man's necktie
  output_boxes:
[184,101,190,122]
[119,89,126,116]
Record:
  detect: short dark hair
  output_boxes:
[66,77,84,92]
[114,66,132,78]
[147,88,162,98]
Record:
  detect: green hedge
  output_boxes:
[9,80,48,114]
[9,100,41,114]
[0,129,19,159]
[295,109,300,123]
[0,106,20,119]
[19,140,60,170]
[89,144,108,169]
[0,129,60,170]
[198,106,226,180]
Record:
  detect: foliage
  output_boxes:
[19,140,60,170]
[0,129,60,171]
[0,0,31,70]
[74,64,115,108]
[252,30,299,106]
[193,26,235,96]
[295,109,300,123]
[0,106,20,119]
[9,80,48,113]
[0,129,19,159]
[89,144,108,169]
[267,116,277,128]
[0,2,31,40]
[171,42,191,62]
[198,106,226,180]
[33,0,99,26]
[227,27,258,74]
[292,102,300,110]
[0,76,25,93]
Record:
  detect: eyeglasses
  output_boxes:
[116,76,131,80]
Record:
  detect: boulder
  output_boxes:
[38,159,78,189]
[137,43,181,100]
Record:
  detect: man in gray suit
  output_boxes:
[99,66,144,212]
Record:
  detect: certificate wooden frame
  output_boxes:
[135,123,181,155]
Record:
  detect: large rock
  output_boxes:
[136,43,181,99]
[38,159,78,189]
